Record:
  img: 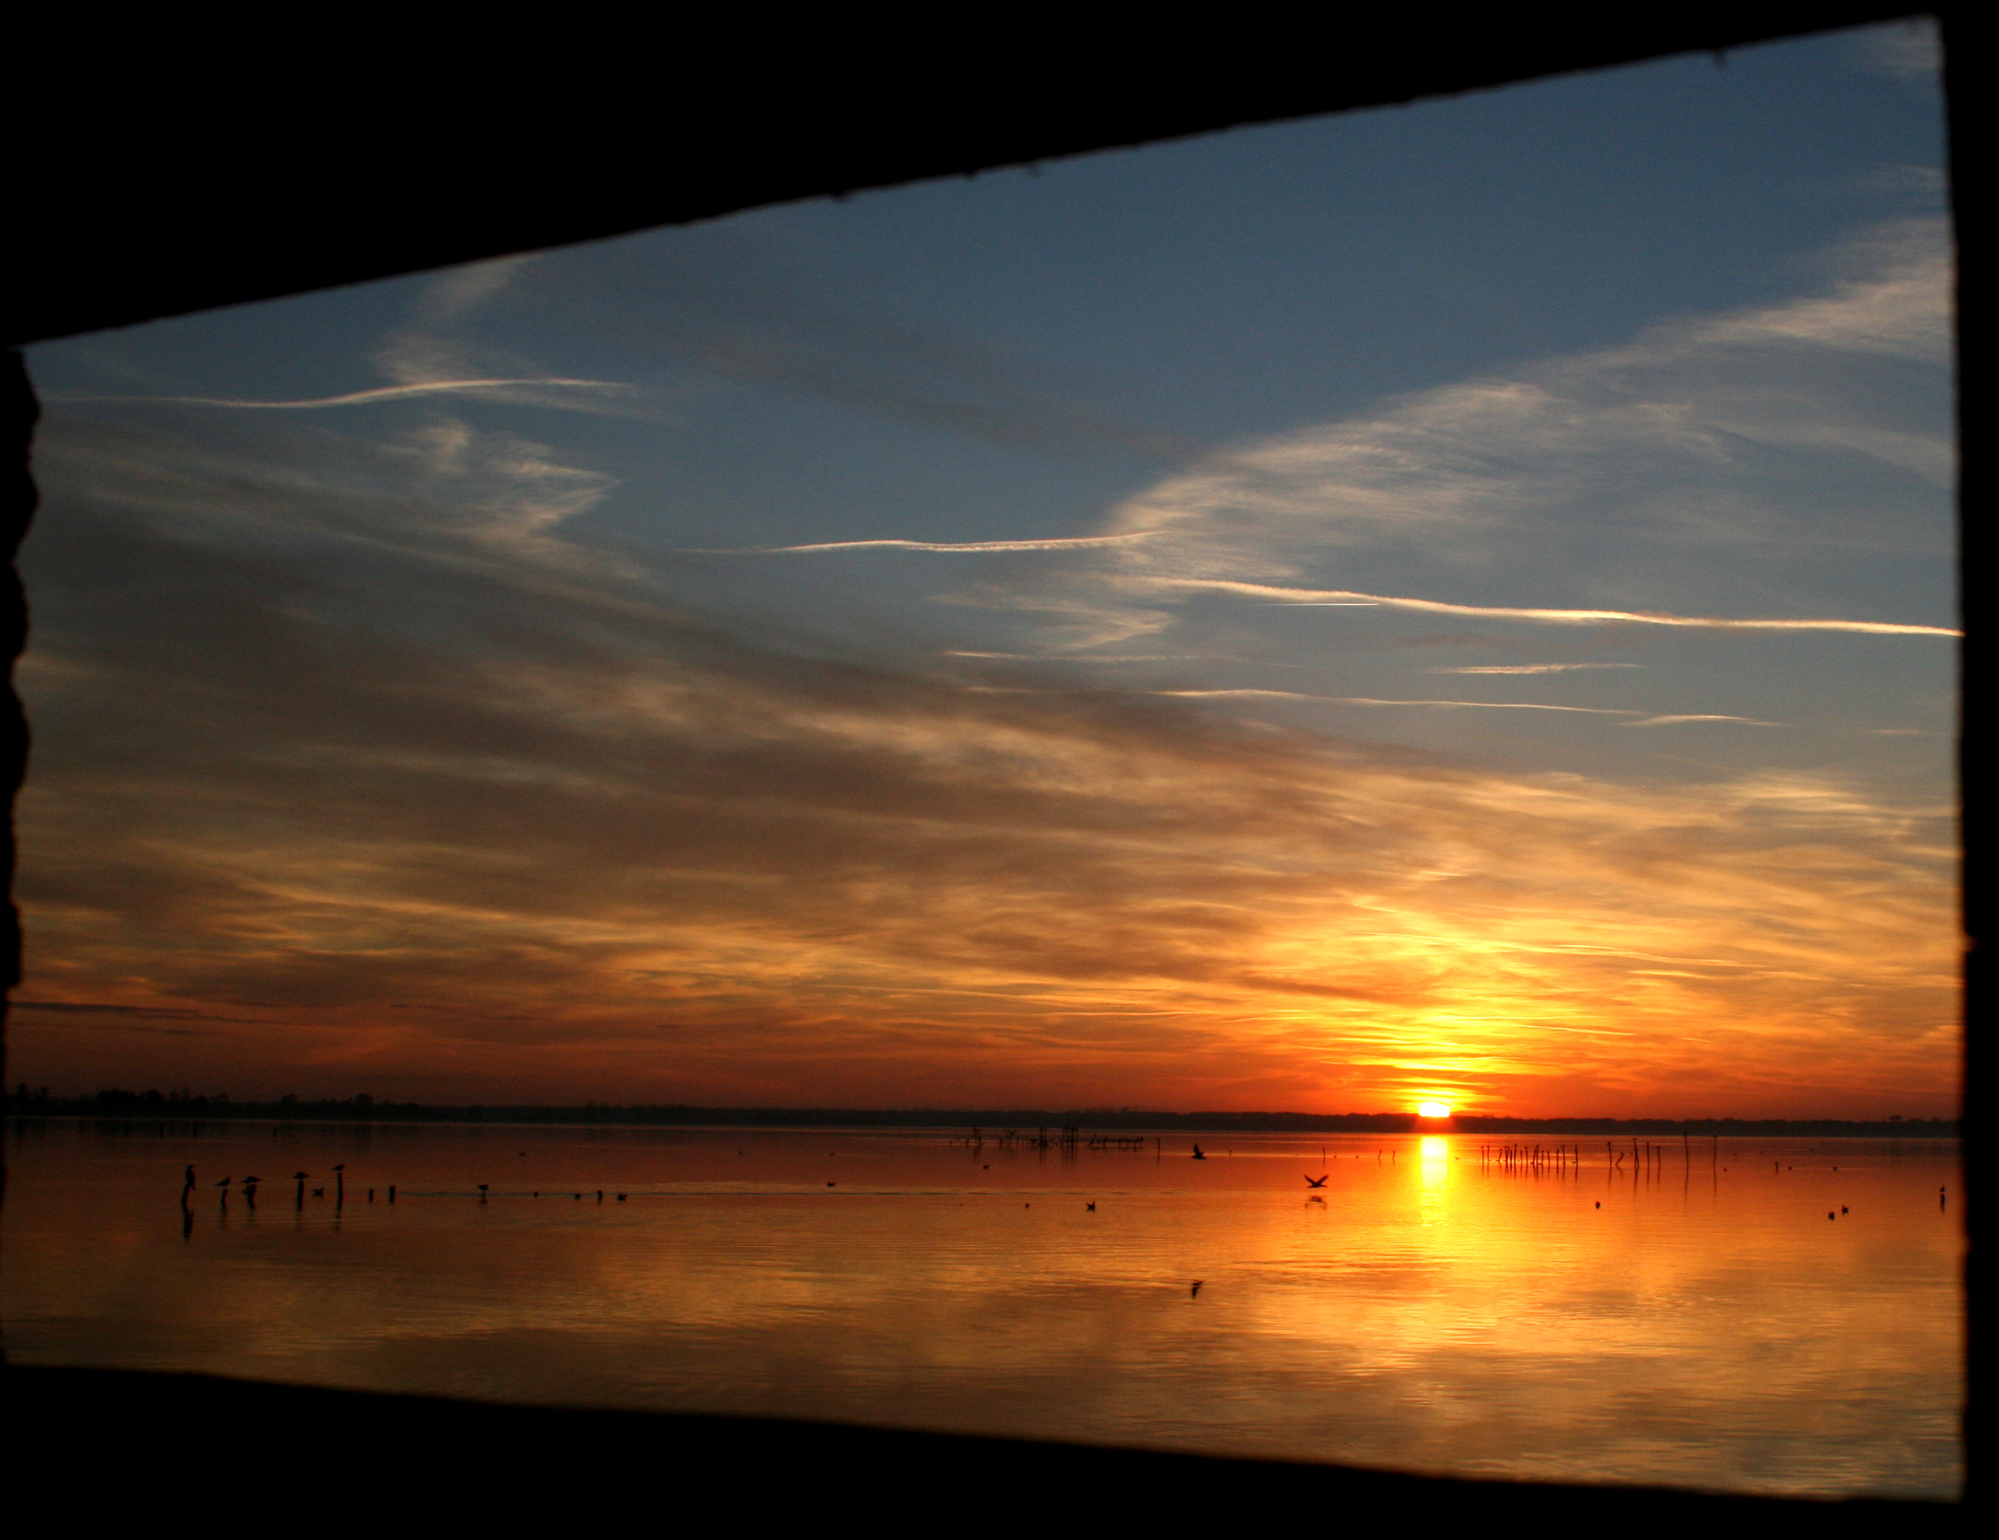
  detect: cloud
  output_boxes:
[1851,19,1941,84]
[45,378,637,410]
[1622,714,1782,728]
[12,214,1957,1116]
[1151,691,1638,716]
[13,394,1958,1114]
[468,233,1202,464]
[1047,218,1956,647]
[1435,664,1644,675]
[697,534,1155,555]
[1136,578,1959,637]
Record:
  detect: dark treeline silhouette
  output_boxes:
[4,1085,1958,1137]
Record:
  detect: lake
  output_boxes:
[1,1120,1962,1498]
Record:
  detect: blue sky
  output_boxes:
[12,21,1961,1114]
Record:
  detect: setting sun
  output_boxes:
[1417,1102,1452,1119]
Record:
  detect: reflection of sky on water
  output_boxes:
[4,1122,1961,1497]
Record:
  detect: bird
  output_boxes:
[1841,1205,1849,1214]
[1829,1211,1836,1220]
[477,1184,489,1199]
[1191,1144,1207,1160]
[214,1176,231,1188]
[1595,1201,1601,1209]
[1305,1174,1328,1188]
[311,1188,324,1198]
[617,1193,627,1202]
[1086,1202,1096,1212]
[1190,1280,1204,1299]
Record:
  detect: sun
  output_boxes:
[1416,1101,1452,1119]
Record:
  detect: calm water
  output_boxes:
[2,1121,1962,1497]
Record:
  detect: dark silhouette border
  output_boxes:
[2,6,1976,1514]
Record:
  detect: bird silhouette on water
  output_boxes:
[1304,1174,1328,1189]
[1190,1280,1204,1299]
[1086,1202,1096,1212]
[1191,1144,1207,1161]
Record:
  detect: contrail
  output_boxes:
[692,533,1154,554]
[48,378,634,409]
[1622,714,1782,727]
[1152,690,1638,714]
[1434,663,1645,675]
[1155,578,1958,637]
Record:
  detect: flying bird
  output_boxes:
[1191,1144,1207,1160]
[1305,1174,1328,1188]
[1190,1280,1204,1299]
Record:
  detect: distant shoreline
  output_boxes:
[2,1091,1959,1138]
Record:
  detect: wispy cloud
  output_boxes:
[695,534,1154,555]
[1050,218,1955,653]
[1434,664,1644,675]
[47,378,637,410]
[1141,578,1959,637]
[1153,690,1638,716]
[1623,714,1783,728]
[1852,18,1940,84]
[16,396,1956,1113]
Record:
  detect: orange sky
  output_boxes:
[10,35,1960,1117]
[9,594,1959,1114]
